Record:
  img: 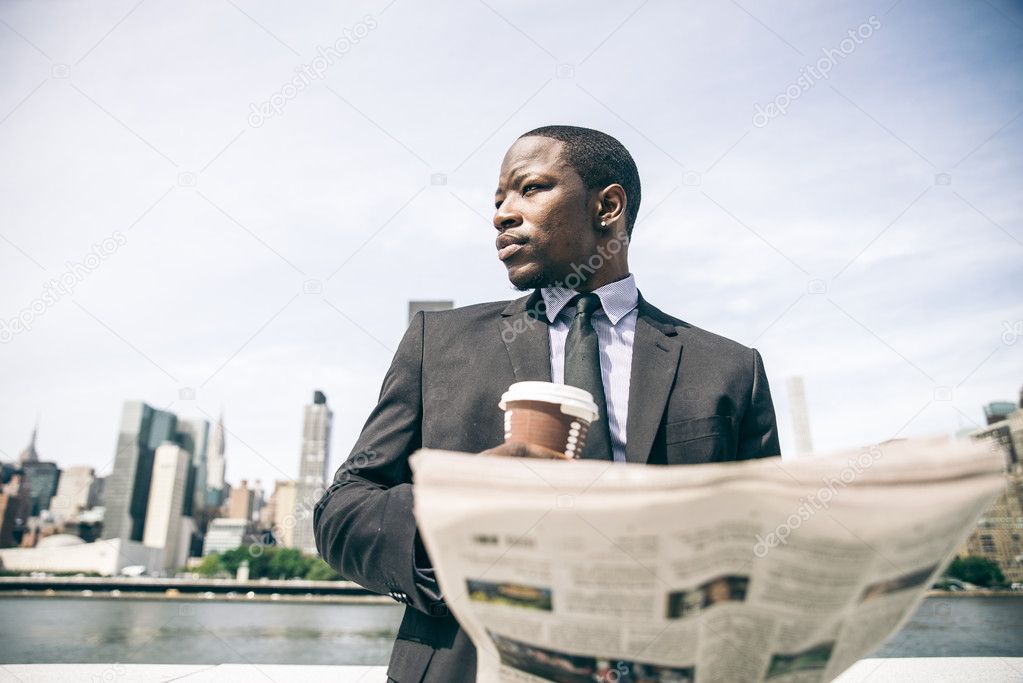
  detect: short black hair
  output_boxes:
[518,125,641,235]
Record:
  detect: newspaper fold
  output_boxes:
[410,437,1005,683]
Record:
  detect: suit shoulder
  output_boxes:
[422,299,513,322]
[415,299,522,338]
[644,301,756,359]
[681,321,754,357]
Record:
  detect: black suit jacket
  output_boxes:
[314,290,780,682]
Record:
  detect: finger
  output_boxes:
[516,443,573,460]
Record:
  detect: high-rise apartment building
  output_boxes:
[960,387,1023,584]
[49,466,100,521]
[143,443,192,570]
[293,390,332,553]
[226,479,254,520]
[203,518,250,556]
[16,425,61,515]
[206,412,227,507]
[0,471,32,548]
[21,461,60,516]
[175,418,209,517]
[265,480,298,548]
[102,401,178,542]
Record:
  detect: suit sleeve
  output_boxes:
[738,348,781,459]
[313,311,446,616]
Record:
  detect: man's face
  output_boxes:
[493,136,598,290]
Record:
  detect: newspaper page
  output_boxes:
[410,436,1006,683]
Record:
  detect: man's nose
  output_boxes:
[493,201,521,231]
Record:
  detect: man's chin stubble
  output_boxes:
[509,264,551,291]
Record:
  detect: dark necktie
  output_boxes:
[564,293,613,460]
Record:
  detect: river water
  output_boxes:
[0,595,1020,664]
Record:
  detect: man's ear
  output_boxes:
[596,184,626,229]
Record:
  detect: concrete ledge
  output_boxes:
[0,664,388,682]
[2,659,1022,682]
[834,657,1023,682]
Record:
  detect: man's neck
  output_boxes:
[574,269,632,293]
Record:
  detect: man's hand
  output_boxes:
[480,440,574,460]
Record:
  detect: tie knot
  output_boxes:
[571,292,601,319]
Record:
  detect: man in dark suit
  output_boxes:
[314,125,780,682]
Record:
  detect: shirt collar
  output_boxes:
[540,274,639,326]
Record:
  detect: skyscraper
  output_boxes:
[143,442,192,570]
[21,461,60,516]
[226,479,254,520]
[293,390,332,553]
[0,471,32,548]
[49,466,99,521]
[17,423,39,465]
[265,479,298,548]
[250,479,265,522]
[984,401,1017,426]
[203,518,249,556]
[17,425,61,516]
[102,401,178,542]
[175,418,209,517]
[408,300,453,324]
[786,376,814,458]
[206,412,227,507]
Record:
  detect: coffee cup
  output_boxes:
[498,381,599,458]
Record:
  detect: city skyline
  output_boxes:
[8,376,1023,489]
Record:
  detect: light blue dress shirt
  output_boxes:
[541,274,639,463]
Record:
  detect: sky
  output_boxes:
[1,0,1021,490]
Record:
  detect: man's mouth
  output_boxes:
[498,243,525,261]
[496,234,528,262]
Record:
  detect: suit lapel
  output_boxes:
[499,290,552,382]
[626,297,683,464]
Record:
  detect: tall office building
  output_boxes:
[292,390,333,553]
[0,471,32,548]
[21,461,60,516]
[408,300,453,324]
[250,479,265,522]
[226,479,254,520]
[17,425,61,515]
[265,480,298,548]
[961,387,1023,583]
[206,412,227,507]
[984,401,1017,426]
[143,443,192,570]
[175,418,209,517]
[203,518,249,556]
[102,401,178,542]
[49,466,100,521]
[786,376,815,458]
[18,424,39,465]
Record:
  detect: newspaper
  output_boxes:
[410,436,1006,683]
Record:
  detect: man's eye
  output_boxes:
[522,184,542,194]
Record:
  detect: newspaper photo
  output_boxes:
[410,437,1006,683]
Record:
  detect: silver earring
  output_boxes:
[600,220,607,227]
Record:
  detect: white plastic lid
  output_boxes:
[498,381,599,423]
